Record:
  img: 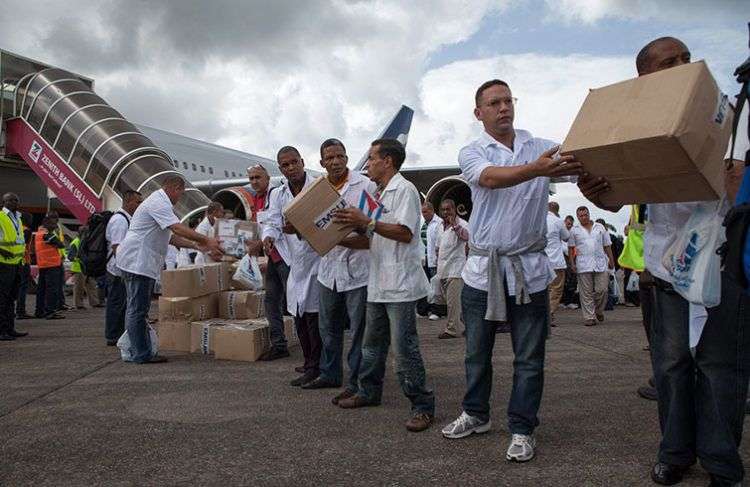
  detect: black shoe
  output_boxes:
[0,333,16,341]
[9,331,28,338]
[295,365,305,373]
[301,377,340,390]
[708,473,742,486]
[16,313,32,320]
[651,462,688,485]
[140,355,168,364]
[438,332,458,339]
[637,385,658,401]
[45,312,65,320]
[290,371,318,387]
[496,323,511,334]
[258,348,290,361]
[106,340,118,347]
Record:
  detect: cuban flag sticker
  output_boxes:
[358,190,384,221]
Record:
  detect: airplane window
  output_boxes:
[200,165,205,173]
[232,171,236,177]
[192,163,197,171]
[209,167,214,175]
[183,162,188,169]
[224,170,229,177]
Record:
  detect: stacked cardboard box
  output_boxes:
[161,263,227,298]
[218,290,265,320]
[214,218,261,259]
[213,320,271,362]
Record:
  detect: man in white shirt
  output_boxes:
[262,146,322,386]
[568,206,614,326]
[194,202,224,265]
[579,37,750,486]
[545,201,569,325]
[440,79,582,462]
[333,138,435,433]
[117,176,222,364]
[435,199,469,339]
[104,190,142,346]
[419,203,443,320]
[301,139,376,404]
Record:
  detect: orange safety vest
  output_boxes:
[35,228,62,269]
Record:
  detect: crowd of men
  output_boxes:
[1,35,749,486]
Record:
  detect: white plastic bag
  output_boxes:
[233,254,263,290]
[662,200,725,307]
[116,325,159,362]
[427,275,445,305]
[626,271,640,292]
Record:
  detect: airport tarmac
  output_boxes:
[1,300,746,486]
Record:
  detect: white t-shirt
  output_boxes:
[459,129,558,294]
[545,212,569,270]
[436,217,469,279]
[194,216,215,265]
[424,215,443,268]
[568,223,612,273]
[105,210,131,277]
[116,189,179,280]
[317,170,377,292]
[368,172,430,303]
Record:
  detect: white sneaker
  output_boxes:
[567,304,579,310]
[506,433,536,462]
[428,314,440,321]
[441,411,492,439]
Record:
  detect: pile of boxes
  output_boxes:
[155,261,296,362]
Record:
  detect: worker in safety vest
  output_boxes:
[68,227,101,309]
[0,192,28,341]
[34,212,66,320]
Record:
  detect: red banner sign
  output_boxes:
[5,118,102,222]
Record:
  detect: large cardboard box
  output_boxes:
[218,290,265,319]
[218,261,234,291]
[283,176,351,256]
[214,218,261,259]
[161,263,224,298]
[213,322,271,362]
[561,61,733,206]
[158,294,219,323]
[155,321,191,352]
[190,319,231,354]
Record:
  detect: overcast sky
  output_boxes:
[1,0,747,231]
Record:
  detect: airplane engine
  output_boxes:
[212,186,255,220]
[425,176,473,219]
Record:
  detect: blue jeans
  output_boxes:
[358,300,435,415]
[264,258,290,352]
[123,271,155,363]
[651,274,750,482]
[461,284,548,435]
[105,272,127,341]
[318,283,367,391]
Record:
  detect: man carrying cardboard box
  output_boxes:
[439,79,583,462]
[116,176,223,364]
[333,139,435,433]
[195,201,224,265]
[261,146,322,385]
[300,139,376,405]
[579,37,750,487]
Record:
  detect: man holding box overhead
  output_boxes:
[333,138,435,433]
[301,139,377,407]
[262,146,322,386]
[116,176,223,364]
[579,37,750,487]
[440,79,583,462]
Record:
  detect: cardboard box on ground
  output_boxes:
[283,176,352,256]
[214,218,261,259]
[561,61,733,206]
[160,262,232,297]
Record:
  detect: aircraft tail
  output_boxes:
[353,105,414,172]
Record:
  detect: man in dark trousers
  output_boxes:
[34,212,66,320]
[0,193,28,340]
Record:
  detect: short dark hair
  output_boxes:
[475,79,510,107]
[320,138,346,158]
[277,146,300,161]
[565,215,574,221]
[123,190,141,202]
[576,206,589,214]
[163,175,185,189]
[371,138,406,170]
[635,36,685,75]
[207,201,224,214]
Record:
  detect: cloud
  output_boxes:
[543,0,747,25]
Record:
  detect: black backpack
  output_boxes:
[79,211,119,277]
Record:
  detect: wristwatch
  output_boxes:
[365,218,376,238]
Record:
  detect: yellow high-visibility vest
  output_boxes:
[618,204,645,271]
[0,211,25,265]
